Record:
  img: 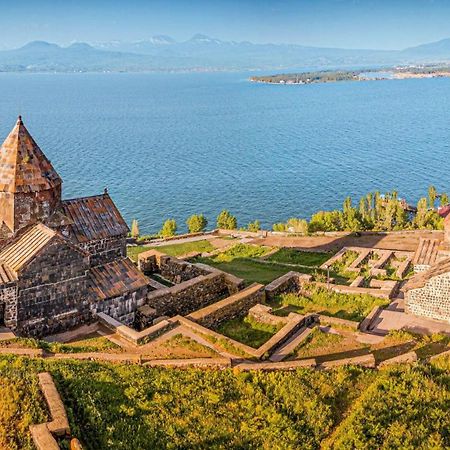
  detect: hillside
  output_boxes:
[2,35,450,72]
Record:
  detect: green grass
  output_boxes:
[196,257,303,285]
[217,316,281,348]
[127,239,215,261]
[267,248,332,266]
[271,284,389,322]
[0,336,121,354]
[212,243,272,262]
[0,356,449,449]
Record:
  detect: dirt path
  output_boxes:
[250,230,442,253]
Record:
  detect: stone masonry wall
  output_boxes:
[146,272,229,317]
[0,284,18,328]
[92,286,147,326]
[79,235,126,267]
[16,240,92,337]
[406,273,450,323]
[186,283,265,329]
[138,250,209,283]
[265,272,312,302]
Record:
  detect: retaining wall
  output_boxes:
[187,283,265,328]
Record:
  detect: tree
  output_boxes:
[186,214,208,233]
[272,223,286,232]
[414,198,429,229]
[130,219,140,238]
[428,185,437,209]
[160,219,177,237]
[247,220,261,232]
[286,218,308,234]
[216,210,237,230]
[440,193,449,207]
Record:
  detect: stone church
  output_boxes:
[0,117,148,337]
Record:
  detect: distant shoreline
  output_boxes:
[250,66,450,85]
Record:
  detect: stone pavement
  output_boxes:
[370,307,450,336]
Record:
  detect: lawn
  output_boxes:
[127,239,215,261]
[1,356,448,449]
[267,248,332,267]
[270,284,389,322]
[196,257,304,285]
[217,316,281,348]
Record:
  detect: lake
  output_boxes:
[0,72,448,233]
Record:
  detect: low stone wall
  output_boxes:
[359,306,383,332]
[187,283,265,328]
[30,372,71,450]
[317,315,359,330]
[193,262,245,293]
[146,272,230,317]
[248,304,289,326]
[265,272,312,301]
[315,282,396,299]
[318,353,376,369]
[97,312,172,345]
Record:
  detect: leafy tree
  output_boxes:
[160,219,177,237]
[186,214,208,233]
[440,193,449,207]
[247,220,261,232]
[414,197,428,228]
[286,218,308,234]
[216,210,237,230]
[272,223,286,232]
[130,219,140,238]
[428,185,437,209]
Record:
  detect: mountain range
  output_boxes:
[2,35,450,73]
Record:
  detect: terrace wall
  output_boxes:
[146,272,230,317]
[186,283,265,328]
[265,272,312,301]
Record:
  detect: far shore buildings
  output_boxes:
[0,117,148,337]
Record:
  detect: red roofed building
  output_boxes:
[0,117,148,337]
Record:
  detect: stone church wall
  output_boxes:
[16,240,91,337]
[91,286,148,326]
[0,284,17,327]
[79,235,127,267]
[406,273,450,323]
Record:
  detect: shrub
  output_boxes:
[272,222,286,232]
[246,220,261,232]
[160,219,177,237]
[130,219,140,238]
[186,214,208,233]
[216,210,237,230]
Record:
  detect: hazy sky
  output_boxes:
[1,0,450,50]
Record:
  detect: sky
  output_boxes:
[1,0,450,50]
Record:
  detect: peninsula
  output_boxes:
[250,65,450,84]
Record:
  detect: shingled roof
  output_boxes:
[405,256,450,290]
[61,193,129,243]
[0,117,62,193]
[0,223,56,274]
[89,258,148,300]
[413,238,440,267]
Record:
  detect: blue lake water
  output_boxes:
[0,72,448,233]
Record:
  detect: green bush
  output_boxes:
[186,214,208,233]
[216,210,237,230]
[160,218,177,237]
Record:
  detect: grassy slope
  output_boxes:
[267,248,331,266]
[1,355,448,450]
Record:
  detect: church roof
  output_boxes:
[61,193,129,242]
[405,256,450,291]
[0,117,62,193]
[89,257,148,300]
[413,238,440,267]
[0,223,56,274]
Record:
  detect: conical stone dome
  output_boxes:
[0,117,62,233]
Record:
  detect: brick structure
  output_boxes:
[405,258,450,323]
[0,117,148,337]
